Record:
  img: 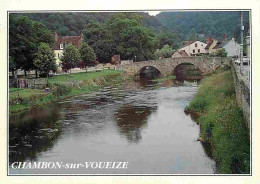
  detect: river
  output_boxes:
[9,78,216,174]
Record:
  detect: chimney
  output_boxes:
[206,38,212,44]
[224,33,227,41]
[54,32,58,41]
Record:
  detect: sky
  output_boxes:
[146,11,161,16]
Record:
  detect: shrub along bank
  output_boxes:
[9,70,123,114]
[185,69,250,174]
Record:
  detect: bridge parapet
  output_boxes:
[231,61,250,131]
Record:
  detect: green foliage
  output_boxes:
[214,48,228,57]
[186,70,250,174]
[34,43,57,77]
[155,32,180,49]
[51,83,71,97]
[93,40,117,63]
[48,69,121,85]
[60,44,81,72]
[83,20,106,47]
[9,15,54,72]
[156,11,250,41]
[155,45,175,59]
[79,42,96,66]
[9,70,123,114]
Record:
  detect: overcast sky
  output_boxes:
[146,11,161,16]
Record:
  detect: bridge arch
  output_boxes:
[173,63,203,80]
[138,65,162,79]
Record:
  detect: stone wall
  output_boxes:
[231,61,250,130]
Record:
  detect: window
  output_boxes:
[60,44,63,49]
[193,49,195,53]
[195,43,197,47]
[198,49,200,53]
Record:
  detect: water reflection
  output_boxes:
[139,66,161,80]
[9,78,216,174]
[9,104,62,163]
[114,105,156,143]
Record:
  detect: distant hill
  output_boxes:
[155,11,249,42]
[12,12,166,36]
[12,11,250,44]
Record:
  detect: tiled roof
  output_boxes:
[52,33,83,50]
[205,40,213,49]
[212,40,224,49]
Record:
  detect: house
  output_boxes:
[177,41,207,56]
[205,38,218,54]
[172,50,189,58]
[52,32,83,66]
[211,34,240,57]
[212,38,240,57]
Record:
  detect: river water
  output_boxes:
[9,79,216,174]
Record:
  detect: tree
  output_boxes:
[155,45,175,59]
[79,42,96,68]
[9,56,17,78]
[118,25,156,61]
[214,48,228,57]
[9,15,54,76]
[93,40,117,63]
[60,44,81,74]
[33,43,57,78]
[155,32,180,49]
[83,20,106,47]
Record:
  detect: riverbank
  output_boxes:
[185,69,250,174]
[9,70,123,114]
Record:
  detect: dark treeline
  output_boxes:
[155,11,250,42]
[16,11,250,42]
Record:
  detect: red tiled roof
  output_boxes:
[52,33,83,50]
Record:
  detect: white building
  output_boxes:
[213,38,240,57]
[178,41,207,56]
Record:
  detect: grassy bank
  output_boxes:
[185,69,250,174]
[9,70,123,114]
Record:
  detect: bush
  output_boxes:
[186,69,250,174]
[51,84,71,97]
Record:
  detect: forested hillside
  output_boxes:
[155,11,249,42]
[14,12,165,36]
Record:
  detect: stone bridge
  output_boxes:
[120,56,232,77]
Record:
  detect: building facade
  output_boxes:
[222,38,241,57]
[205,38,218,54]
[52,32,83,66]
[178,41,207,56]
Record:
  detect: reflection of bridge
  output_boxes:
[120,57,232,77]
